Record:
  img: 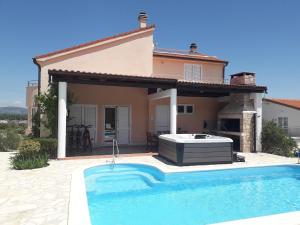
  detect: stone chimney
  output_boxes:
[230,72,256,85]
[138,11,148,28]
[189,43,198,53]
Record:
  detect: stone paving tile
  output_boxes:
[0,151,298,225]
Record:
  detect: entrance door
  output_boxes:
[155,105,170,133]
[104,106,130,145]
[117,106,130,144]
[104,107,117,143]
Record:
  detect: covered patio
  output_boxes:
[48,69,266,158]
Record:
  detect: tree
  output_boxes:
[261,120,297,157]
[36,83,75,138]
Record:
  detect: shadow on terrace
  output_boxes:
[66,124,157,157]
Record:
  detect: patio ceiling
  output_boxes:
[49,69,267,97]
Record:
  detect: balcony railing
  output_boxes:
[27,80,38,87]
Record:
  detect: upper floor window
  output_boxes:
[184,64,202,82]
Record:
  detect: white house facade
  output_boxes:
[263,98,300,138]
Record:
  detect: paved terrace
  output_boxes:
[0,152,298,225]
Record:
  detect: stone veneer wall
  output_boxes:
[218,93,256,153]
[241,112,255,152]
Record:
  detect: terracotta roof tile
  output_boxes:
[34,25,155,59]
[48,69,267,93]
[264,98,300,110]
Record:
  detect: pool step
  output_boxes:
[92,170,161,183]
[85,169,163,194]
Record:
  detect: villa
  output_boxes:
[6,10,300,225]
[26,12,267,159]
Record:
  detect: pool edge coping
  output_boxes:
[209,211,300,225]
[68,160,300,225]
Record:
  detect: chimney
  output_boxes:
[230,72,256,85]
[138,11,148,28]
[189,43,198,53]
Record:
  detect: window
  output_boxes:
[177,104,194,114]
[184,64,202,81]
[177,105,185,114]
[278,117,288,133]
[186,105,193,113]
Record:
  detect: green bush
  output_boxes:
[0,124,9,130]
[18,139,41,152]
[0,132,7,152]
[15,124,27,135]
[6,129,21,149]
[10,151,48,170]
[261,121,297,157]
[10,139,48,170]
[0,124,26,135]
[34,138,57,159]
[0,129,21,152]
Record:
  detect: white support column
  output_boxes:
[57,82,67,158]
[170,88,177,134]
[254,93,263,152]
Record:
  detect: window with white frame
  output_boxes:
[278,117,288,133]
[184,64,202,82]
[177,104,194,114]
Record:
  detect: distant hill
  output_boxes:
[0,107,27,115]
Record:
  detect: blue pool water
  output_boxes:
[84,164,300,225]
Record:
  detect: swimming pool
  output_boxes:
[84,164,300,225]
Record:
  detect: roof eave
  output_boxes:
[49,69,267,93]
[264,98,300,110]
[34,25,155,61]
[153,52,228,64]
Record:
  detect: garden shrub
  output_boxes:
[34,138,58,159]
[261,121,297,157]
[10,151,48,170]
[0,129,21,152]
[14,124,27,135]
[0,131,7,152]
[18,139,41,152]
[11,139,48,170]
[36,83,75,137]
[6,129,21,150]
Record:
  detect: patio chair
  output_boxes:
[146,132,158,151]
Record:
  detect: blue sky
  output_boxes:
[0,0,299,107]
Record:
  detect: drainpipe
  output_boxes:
[32,58,41,95]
